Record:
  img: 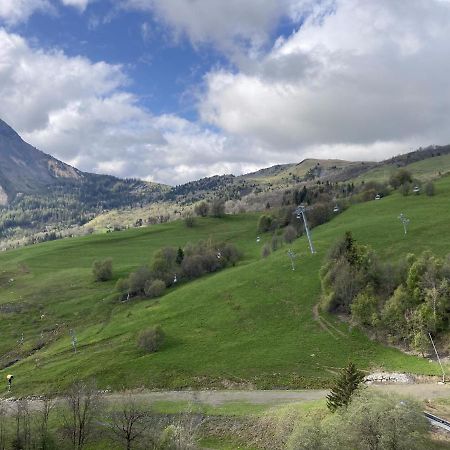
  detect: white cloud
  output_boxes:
[0,0,52,25]
[123,0,315,57]
[60,0,93,12]
[0,28,262,185]
[2,1,450,185]
[199,0,450,160]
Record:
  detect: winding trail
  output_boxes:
[312,304,347,339]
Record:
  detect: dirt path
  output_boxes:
[105,383,450,406]
[108,389,330,406]
[312,304,346,339]
[3,384,449,410]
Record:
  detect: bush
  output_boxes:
[425,181,435,196]
[194,201,209,217]
[181,255,205,279]
[115,277,130,300]
[92,258,113,282]
[221,243,242,266]
[350,290,379,328]
[258,215,274,232]
[400,182,412,196]
[138,326,165,353]
[210,198,226,217]
[389,169,412,189]
[288,391,429,450]
[184,215,195,227]
[144,279,166,298]
[283,225,297,243]
[151,247,177,285]
[262,244,271,258]
[271,235,282,252]
[129,266,152,295]
[308,203,333,228]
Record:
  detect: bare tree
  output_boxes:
[108,395,150,450]
[0,402,7,450]
[63,380,101,449]
[37,395,55,450]
[12,400,31,450]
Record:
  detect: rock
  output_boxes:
[365,372,414,384]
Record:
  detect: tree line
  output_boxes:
[321,232,450,355]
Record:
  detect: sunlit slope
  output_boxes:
[355,153,450,183]
[1,178,450,394]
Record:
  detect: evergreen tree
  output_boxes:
[326,361,365,412]
[176,247,184,265]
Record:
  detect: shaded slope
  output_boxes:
[0,119,81,203]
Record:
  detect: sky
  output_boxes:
[1,0,450,185]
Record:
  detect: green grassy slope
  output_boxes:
[1,177,450,395]
[355,153,450,183]
[242,158,362,185]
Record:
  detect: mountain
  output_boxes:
[0,119,82,205]
[3,117,450,245]
[0,118,167,241]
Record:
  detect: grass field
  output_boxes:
[354,153,450,183]
[1,176,450,395]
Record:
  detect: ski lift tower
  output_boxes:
[287,249,297,271]
[294,205,316,254]
[69,329,77,353]
[398,213,410,235]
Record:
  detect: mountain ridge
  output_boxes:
[0,118,83,204]
[2,117,450,245]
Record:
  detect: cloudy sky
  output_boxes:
[1,0,450,185]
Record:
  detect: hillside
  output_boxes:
[0,174,449,395]
[0,119,82,204]
[3,117,450,248]
[240,158,375,186]
[0,119,168,242]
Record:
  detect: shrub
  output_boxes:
[144,279,166,298]
[115,277,130,299]
[210,198,226,217]
[184,215,195,227]
[221,243,242,266]
[288,391,429,450]
[425,181,435,196]
[151,247,177,284]
[283,225,297,243]
[350,291,379,328]
[258,215,273,232]
[129,266,152,295]
[389,169,412,189]
[181,255,205,279]
[200,252,221,273]
[194,201,209,217]
[138,326,165,353]
[400,182,412,196]
[271,235,282,252]
[308,202,333,228]
[262,244,271,258]
[92,258,113,282]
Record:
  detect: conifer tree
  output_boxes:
[176,247,184,265]
[326,361,365,412]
